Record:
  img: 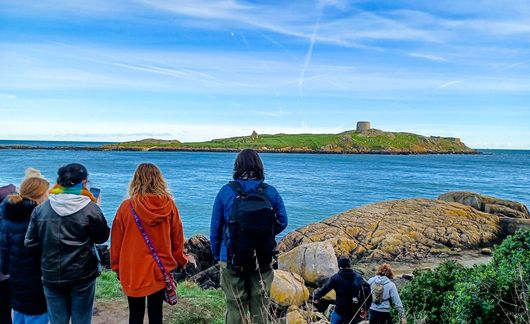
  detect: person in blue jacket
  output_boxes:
[210,149,288,324]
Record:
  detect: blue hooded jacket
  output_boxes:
[210,179,288,262]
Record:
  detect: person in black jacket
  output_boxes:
[25,163,110,324]
[313,256,371,324]
[0,175,50,324]
[0,184,16,324]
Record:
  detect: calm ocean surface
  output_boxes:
[1,142,529,239]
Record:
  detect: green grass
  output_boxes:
[172,281,226,324]
[95,271,225,324]
[184,133,338,150]
[96,270,124,300]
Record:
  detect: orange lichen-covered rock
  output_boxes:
[278,241,338,286]
[439,192,529,219]
[278,198,501,262]
[270,270,310,307]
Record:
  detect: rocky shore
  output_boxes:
[0,144,479,155]
[97,191,529,323]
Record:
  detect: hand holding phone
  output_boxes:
[89,187,102,206]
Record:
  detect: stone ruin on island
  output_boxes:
[356,121,371,132]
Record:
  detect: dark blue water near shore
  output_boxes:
[1,146,529,238]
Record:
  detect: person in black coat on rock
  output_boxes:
[313,256,372,324]
[0,175,50,324]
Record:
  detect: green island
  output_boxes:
[104,121,476,154]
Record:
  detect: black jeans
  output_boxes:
[0,279,11,324]
[369,309,393,324]
[127,289,164,324]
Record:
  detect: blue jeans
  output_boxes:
[43,279,96,324]
[331,310,362,324]
[331,311,350,324]
[12,311,48,324]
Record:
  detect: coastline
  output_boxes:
[0,145,482,155]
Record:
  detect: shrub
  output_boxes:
[401,230,530,324]
[401,261,465,323]
[450,230,530,324]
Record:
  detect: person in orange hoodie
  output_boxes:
[111,163,188,324]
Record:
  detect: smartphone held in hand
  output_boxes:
[89,187,101,199]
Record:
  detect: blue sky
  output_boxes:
[0,0,529,148]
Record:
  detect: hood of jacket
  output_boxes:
[131,194,174,225]
[373,275,391,285]
[234,178,263,194]
[49,194,91,216]
[0,184,16,202]
[4,198,37,222]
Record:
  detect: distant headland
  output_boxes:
[0,122,477,154]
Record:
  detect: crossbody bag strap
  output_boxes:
[129,201,173,288]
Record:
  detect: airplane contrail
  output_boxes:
[299,15,321,98]
[436,80,462,89]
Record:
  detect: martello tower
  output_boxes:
[356,121,371,132]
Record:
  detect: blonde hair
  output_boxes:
[9,176,50,204]
[376,263,394,279]
[128,163,171,197]
[24,167,45,180]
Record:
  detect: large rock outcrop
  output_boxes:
[438,192,529,219]
[278,241,338,287]
[184,234,215,271]
[278,199,501,262]
[270,270,310,307]
[175,234,216,282]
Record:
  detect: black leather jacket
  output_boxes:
[25,199,110,288]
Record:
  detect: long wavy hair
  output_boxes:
[128,163,171,197]
[9,176,50,204]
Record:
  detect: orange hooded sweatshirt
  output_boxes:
[110,195,188,297]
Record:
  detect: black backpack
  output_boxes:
[227,181,277,271]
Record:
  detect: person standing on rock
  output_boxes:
[111,163,188,324]
[210,148,288,324]
[313,256,371,324]
[25,163,110,324]
[367,264,405,324]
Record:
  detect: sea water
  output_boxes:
[0,145,529,238]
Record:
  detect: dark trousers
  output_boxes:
[220,263,274,324]
[368,309,393,324]
[0,280,11,324]
[127,289,164,324]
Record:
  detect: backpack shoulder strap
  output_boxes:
[257,182,268,194]
[228,181,246,196]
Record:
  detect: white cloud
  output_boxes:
[408,52,449,62]
[250,107,285,118]
[0,93,17,100]
[0,119,344,142]
[435,80,463,90]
